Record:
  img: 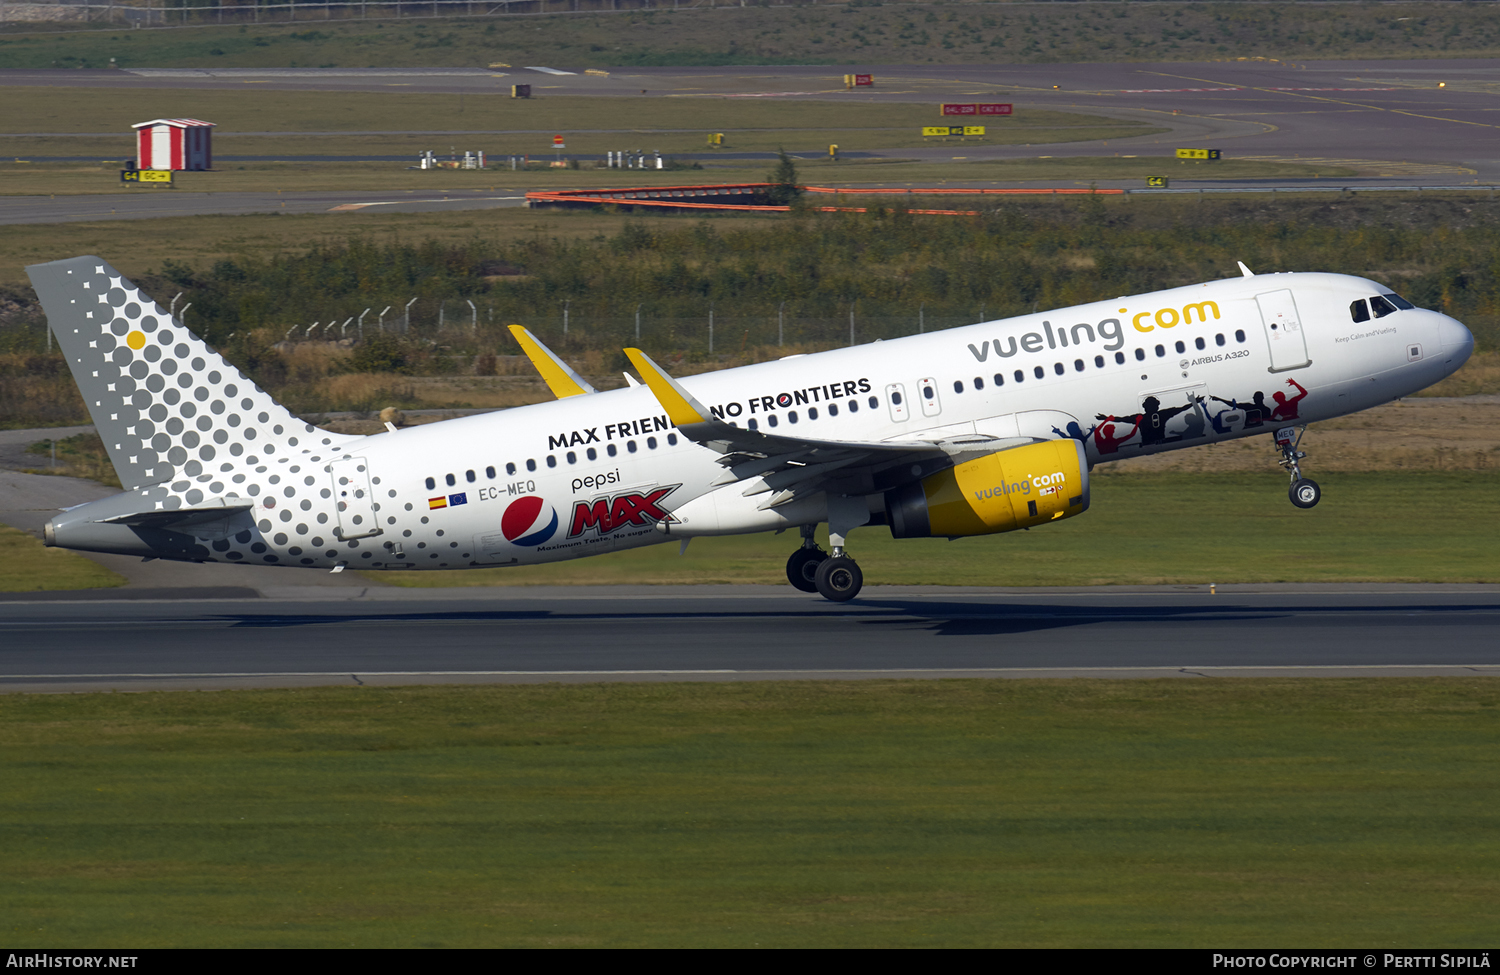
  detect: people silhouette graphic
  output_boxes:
[1051,419,1098,443]
[1091,414,1142,455]
[1270,378,1308,422]
[1211,389,1270,428]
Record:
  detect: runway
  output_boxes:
[0,584,1497,693]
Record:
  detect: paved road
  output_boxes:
[0,585,1496,692]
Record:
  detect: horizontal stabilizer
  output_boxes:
[99,497,255,537]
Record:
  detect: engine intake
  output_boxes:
[885,439,1090,539]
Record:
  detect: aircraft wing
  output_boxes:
[508,324,598,397]
[624,348,1032,510]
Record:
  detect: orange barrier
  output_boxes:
[525,182,1122,215]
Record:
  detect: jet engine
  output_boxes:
[884,439,1089,539]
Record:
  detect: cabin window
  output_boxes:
[848,400,859,413]
[993,373,1005,386]
[526,459,536,472]
[1370,295,1398,319]
[973,376,984,390]
[586,447,597,461]
[868,396,878,409]
[1235,329,1246,343]
[466,470,476,483]
[828,403,839,416]
[1095,355,1105,369]
[788,411,798,424]
[1135,348,1146,361]
[1215,333,1226,347]
[891,391,903,405]
[505,463,516,476]
[1155,345,1166,358]
[1053,362,1065,376]
[667,433,678,445]
[923,385,935,400]
[1175,341,1186,354]
[485,466,496,479]
[647,436,658,448]
[607,443,617,457]
[1115,352,1126,365]
[445,473,456,487]
[1195,337,1206,351]
[1014,370,1024,383]
[1074,359,1085,372]
[546,455,557,468]
[565,451,576,464]
[627,440,638,452]
[425,477,435,490]
[747,419,759,431]
[1034,365,1045,379]
[767,415,779,428]
[953,380,964,393]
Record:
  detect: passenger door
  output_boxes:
[1256,289,1311,372]
[330,457,382,540]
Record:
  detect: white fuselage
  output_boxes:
[321,271,1470,572]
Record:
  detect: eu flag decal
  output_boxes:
[449,493,468,506]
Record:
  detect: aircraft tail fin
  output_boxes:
[26,255,359,491]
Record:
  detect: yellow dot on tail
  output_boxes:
[126,331,145,350]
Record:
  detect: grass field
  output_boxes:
[0,523,124,592]
[0,153,1335,197]
[2,678,1497,947]
[5,2,1500,69]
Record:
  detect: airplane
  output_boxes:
[26,256,1473,601]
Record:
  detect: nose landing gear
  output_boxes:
[1276,425,1321,508]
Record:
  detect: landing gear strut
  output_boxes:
[786,522,864,601]
[1276,425,1321,509]
[785,524,826,593]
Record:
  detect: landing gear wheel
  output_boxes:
[814,556,863,602]
[786,547,827,593]
[1289,478,1321,509]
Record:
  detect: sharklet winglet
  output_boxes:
[508,324,597,398]
[623,348,714,428]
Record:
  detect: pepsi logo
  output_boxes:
[501,495,559,547]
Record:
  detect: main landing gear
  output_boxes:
[1276,425,1321,509]
[786,523,863,602]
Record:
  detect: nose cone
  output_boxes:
[1440,314,1475,365]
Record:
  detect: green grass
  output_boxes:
[6,3,1500,70]
[1,679,1497,946]
[370,471,1500,588]
[0,523,124,592]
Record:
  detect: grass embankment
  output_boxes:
[2,679,1497,947]
[370,471,1500,588]
[5,2,1500,68]
[0,524,124,592]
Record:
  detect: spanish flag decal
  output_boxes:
[428,496,447,510]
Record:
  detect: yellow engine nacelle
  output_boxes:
[885,439,1090,538]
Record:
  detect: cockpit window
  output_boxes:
[1350,299,1371,323]
[1369,295,1398,318]
[1384,292,1415,310]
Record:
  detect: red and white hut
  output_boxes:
[132,118,215,171]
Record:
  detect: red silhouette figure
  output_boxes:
[1092,415,1142,455]
[1270,378,1308,422]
